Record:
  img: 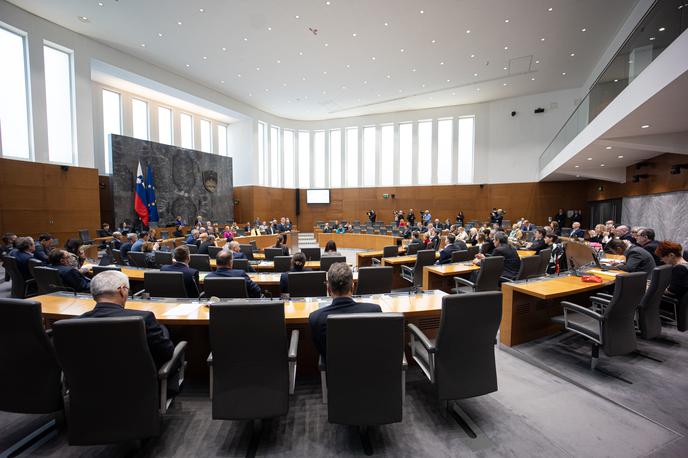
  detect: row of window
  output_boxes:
[257,117,474,188]
[0,24,75,164]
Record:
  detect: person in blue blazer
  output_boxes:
[205,251,261,298]
[160,246,199,297]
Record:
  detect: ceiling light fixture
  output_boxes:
[473,73,478,77]
[256,67,260,71]
[177,21,182,25]
[659,27,666,31]
[587,157,592,160]
[575,165,580,168]
[267,27,272,31]
[617,155,624,159]
[601,164,605,167]
[185,64,190,67]
[199,8,205,13]
[98,2,103,6]
[140,43,146,47]
[400,48,405,52]
[504,19,510,23]
[386,74,391,78]
[562,72,567,76]
[276,59,281,63]
[299,51,303,55]
[503,82,508,86]
[446,79,451,82]
[420,10,424,14]
[470,53,475,58]
[531,77,536,81]
[614,79,619,82]
[548,7,553,11]
[535,60,540,64]
[158,33,163,37]
[540,37,545,41]
[431,39,436,44]
[295,15,300,19]
[504,46,509,50]
[476,88,481,91]
[324,43,329,47]
[220,80,224,84]
[243,37,248,41]
[237,73,242,77]
[466,29,471,34]
[352,33,357,37]
[503,66,508,70]
[384,22,389,26]
[641,124,650,128]
[581,28,587,32]
[411,68,417,72]
[78,16,89,22]
[605,146,612,150]
[570,52,575,56]
[202,56,207,60]
[440,61,444,65]
[649,36,656,41]
[371,56,376,60]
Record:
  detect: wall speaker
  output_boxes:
[295,189,300,215]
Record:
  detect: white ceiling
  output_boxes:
[10,0,639,121]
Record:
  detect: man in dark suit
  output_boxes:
[474,232,521,279]
[9,236,36,279]
[308,263,381,363]
[521,220,535,232]
[205,251,261,298]
[409,231,423,248]
[607,239,656,277]
[197,233,214,255]
[33,233,53,262]
[615,225,636,244]
[554,209,567,227]
[120,233,137,263]
[96,223,113,238]
[570,222,585,239]
[438,234,466,264]
[635,228,662,265]
[526,228,547,253]
[161,246,199,297]
[48,249,91,292]
[79,270,175,372]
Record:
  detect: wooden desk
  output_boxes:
[253,260,320,272]
[422,263,480,292]
[381,253,440,289]
[356,246,406,268]
[233,232,300,251]
[500,271,619,347]
[316,232,400,251]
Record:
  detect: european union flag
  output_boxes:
[146,164,159,223]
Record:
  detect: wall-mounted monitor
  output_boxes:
[306,189,330,204]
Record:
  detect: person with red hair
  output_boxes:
[656,241,688,300]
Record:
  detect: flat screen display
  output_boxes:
[307,189,330,204]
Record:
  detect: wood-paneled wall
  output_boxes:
[233,186,297,225]
[0,158,101,244]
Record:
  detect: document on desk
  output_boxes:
[163,303,202,316]
[586,269,620,277]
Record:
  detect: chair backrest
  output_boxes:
[0,299,63,414]
[207,246,223,259]
[638,265,673,339]
[272,256,291,273]
[474,256,505,292]
[356,267,393,295]
[538,248,552,275]
[159,230,169,240]
[264,248,283,261]
[53,316,160,444]
[92,266,122,275]
[406,243,420,255]
[209,302,289,419]
[112,249,124,265]
[515,255,542,280]
[239,244,254,260]
[127,251,148,268]
[326,313,404,425]
[301,247,322,261]
[154,251,173,267]
[144,271,189,298]
[189,254,211,272]
[232,258,249,271]
[678,292,688,332]
[2,256,29,298]
[451,250,470,263]
[467,245,480,259]
[602,271,648,356]
[561,228,572,237]
[382,245,398,258]
[184,244,198,254]
[412,250,437,286]
[33,266,64,294]
[320,256,347,273]
[435,292,502,400]
[78,229,91,243]
[288,271,327,297]
[249,240,258,249]
[28,257,43,279]
[204,277,248,298]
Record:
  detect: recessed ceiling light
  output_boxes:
[326,1,331,5]
[421,83,426,88]
[220,80,224,84]
[587,157,593,160]
[352,33,357,37]
[613,79,619,82]
[371,56,376,60]
[202,56,207,60]
[341,85,347,89]
[581,28,587,32]
[185,64,190,67]
[466,29,471,34]
[504,19,510,23]
[295,15,300,19]
[302,76,306,81]
[420,10,424,14]
[535,60,540,64]
[649,36,656,41]
[548,7,553,11]
[177,21,182,25]
[400,48,405,52]
[363,80,367,84]
[605,146,613,150]
[504,46,509,50]
[256,67,260,71]
[384,22,389,26]
[570,53,575,57]
[237,73,241,77]
[503,66,508,70]
[276,59,281,63]
[503,82,508,86]
[322,90,327,94]
[617,155,624,159]
[267,27,272,31]
[386,74,391,78]
[446,79,451,82]
[243,37,248,41]
[377,93,381,97]
[78,16,89,22]
[540,37,545,41]
[473,73,478,77]
[562,72,567,76]
[140,43,146,47]
[431,39,436,44]
[345,64,350,68]
[470,54,475,58]
[98,2,103,6]
[531,77,536,81]
[299,51,303,56]
[600,164,605,167]
[641,124,650,128]
[199,8,205,13]
[440,61,444,65]
[411,68,417,72]
[575,165,580,168]
[323,71,327,75]
[476,88,481,91]
[324,43,329,47]
[658,27,666,31]
[264,88,269,92]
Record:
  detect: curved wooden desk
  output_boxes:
[316,232,400,251]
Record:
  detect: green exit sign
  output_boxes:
[383,193,390,199]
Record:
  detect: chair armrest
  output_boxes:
[453,276,475,289]
[318,355,326,371]
[207,352,212,366]
[45,328,53,338]
[590,295,611,305]
[400,265,413,275]
[402,352,408,371]
[158,341,188,380]
[288,330,299,361]
[499,276,512,283]
[662,293,678,305]
[595,292,613,300]
[561,301,602,320]
[371,257,381,265]
[133,288,147,298]
[407,323,436,353]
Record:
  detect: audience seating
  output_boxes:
[33,266,71,294]
[355,266,393,295]
[372,245,398,265]
[661,293,688,332]
[450,250,470,263]
[203,278,248,299]
[637,265,673,339]
[154,251,173,267]
[239,244,254,260]
[320,255,346,273]
[232,258,249,271]
[302,247,322,261]
[78,229,94,245]
[112,249,124,265]
[28,257,43,279]
[288,271,327,297]
[401,250,436,291]
[537,248,552,276]
[453,256,504,293]
[502,255,541,282]
[274,256,292,273]
[264,247,284,261]
[207,246,223,259]
[143,271,189,298]
[406,243,420,255]
[184,244,199,254]
[2,256,35,299]
[127,251,148,268]
[189,254,212,271]
[53,316,187,445]
[466,245,480,259]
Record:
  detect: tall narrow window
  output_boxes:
[329,129,342,188]
[437,118,453,184]
[44,43,75,164]
[380,125,394,186]
[102,89,121,173]
[258,121,266,185]
[131,99,148,140]
[417,121,432,185]
[217,124,227,156]
[270,125,280,186]
[0,26,31,159]
[458,117,475,183]
[157,106,172,145]
[298,131,310,188]
[283,129,295,188]
[362,127,376,186]
[399,123,412,185]
[345,127,359,187]
[313,131,325,188]
[200,119,212,153]
[180,113,193,148]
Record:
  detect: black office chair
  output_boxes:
[636,265,673,339]
[189,254,212,272]
[28,257,43,279]
[53,316,187,445]
[2,256,35,298]
[207,246,223,259]
[302,247,322,261]
[249,241,258,249]
[208,302,298,422]
[92,265,122,275]
[661,292,688,332]
[274,256,292,273]
[288,271,327,297]
[400,249,436,291]
[112,249,124,265]
[537,248,552,276]
[450,250,470,263]
[232,258,249,271]
[406,243,420,255]
[561,228,572,237]
[466,245,480,259]
[239,244,255,260]
[409,292,501,420]
[143,271,189,298]
[184,244,199,254]
[203,277,248,298]
[355,267,393,295]
[502,255,541,282]
[127,251,148,268]
[320,255,346,273]
[78,229,94,244]
[372,245,398,265]
[264,247,284,261]
[554,271,647,369]
[453,256,504,293]
[322,314,405,455]
[154,250,173,267]
[33,266,73,295]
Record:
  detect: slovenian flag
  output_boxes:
[134,161,149,226]
[146,164,159,223]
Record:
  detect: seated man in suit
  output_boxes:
[607,239,656,277]
[438,234,465,264]
[131,232,149,252]
[635,228,662,265]
[33,233,53,262]
[9,236,36,279]
[111,231,123,250]
[185,229,199,245]
[526,228,548,253]
[48,249,91,292]
[474,232,521,279]
[409,231,423,248]
[97,223,113,238]
[205,250,261,298]
[160,245,199,297]
[614,225,636,244]
[197,233,214,254]
[308,262,382,363]
[120,233,137,263]
[570,222,585,239]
